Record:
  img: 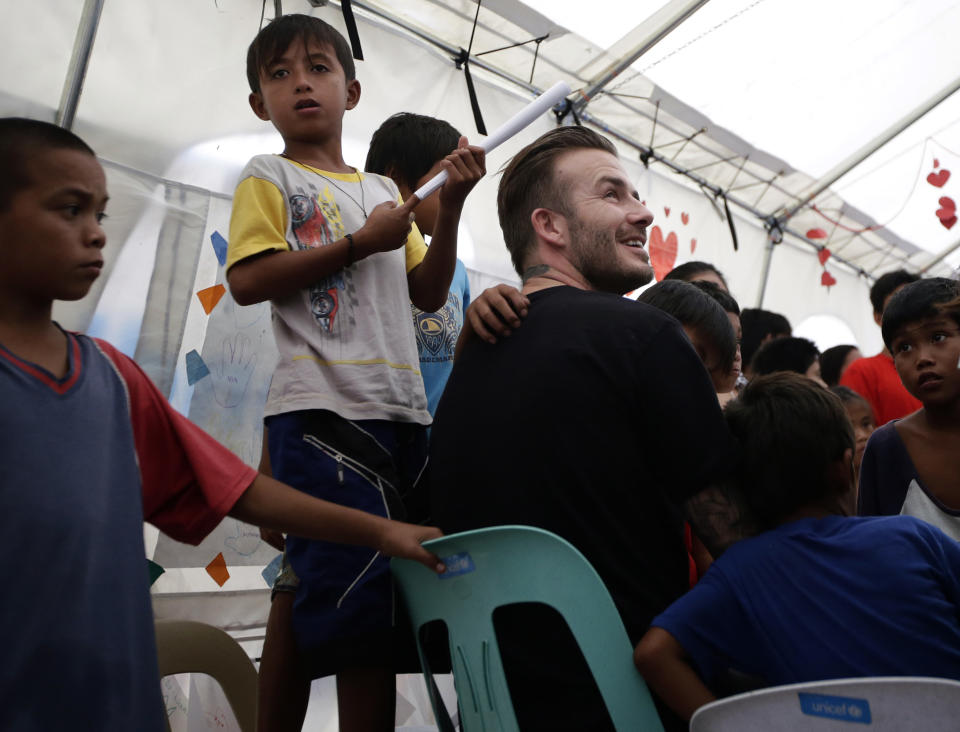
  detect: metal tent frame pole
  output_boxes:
[777,76,960,225]
[573,0,712,111]
[55,0,105,130]
[920,238,960,274]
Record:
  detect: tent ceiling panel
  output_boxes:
[2,1,86,119]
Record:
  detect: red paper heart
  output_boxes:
[648,225,678,281]
[937,197,957,229]
[817,248,831,265]
[807,228,828,240]
[664,206,671,217]
[934,158,940,168]
[928,170,951,188]
[690,238,697,253]
[821,270,837,288]
[681,212,690,225]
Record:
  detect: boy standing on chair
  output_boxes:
[227,14,484,730]
[634,373,960,721]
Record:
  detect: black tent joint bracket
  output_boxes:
[765,216,784,244]
[554,98,581,127]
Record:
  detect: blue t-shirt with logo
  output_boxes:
[653,515,960,686]
[412,259,470,417]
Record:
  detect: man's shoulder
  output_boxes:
[534,286,676,323]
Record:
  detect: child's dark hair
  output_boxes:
[246,14,355,93]
[740,308,791,368]
[870,269,920,315]
[819,344,859,387]
[881,277,960,351]
[829,385,870,408]
[664,260,728,291]
[0,118,95,211]
[690,279,740,316]
[364,113,460,187]
[751,336,820,377]
[726,372,854,529]
[637,280,737,374]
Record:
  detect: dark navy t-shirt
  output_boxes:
[654,515,960,686]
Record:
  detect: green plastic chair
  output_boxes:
[391,525,665,731]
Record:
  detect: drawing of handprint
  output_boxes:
[224,519,263,557]
[212,332,257,408]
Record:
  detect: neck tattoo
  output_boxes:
[522,264,550,282]
[280,153,367,219]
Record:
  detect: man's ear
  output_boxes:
[873,310,883,328]
[249,92,270,121]
[345,79,361,110]
[530,208,567,249]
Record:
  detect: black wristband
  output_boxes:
[345,233,355,265]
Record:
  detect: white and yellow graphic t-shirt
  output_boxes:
[228,154,430,425]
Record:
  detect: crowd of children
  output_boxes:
[4,9,960,731]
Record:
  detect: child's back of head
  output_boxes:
[365,113,460,189]
[751,335,821,382]
[637,279,737,391]
[726,372,854,529]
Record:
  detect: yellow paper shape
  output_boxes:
[196,284,226,315]
[205,552,230,587]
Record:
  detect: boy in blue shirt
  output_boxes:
[0,117,445,731]
[364,112,473,416]
[634,372,960,722]
[227,14,484,730]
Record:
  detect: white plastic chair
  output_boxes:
[691,677,960,731]
[154,619,258,732]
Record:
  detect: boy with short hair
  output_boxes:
[840,268,922,424]
[858,277,960,537]
[227,14,484,729]
[634,372,960,722]
[0,117,444,731]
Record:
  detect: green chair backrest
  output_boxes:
[392,525,665,732]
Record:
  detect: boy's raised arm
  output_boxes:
[633,627,716,721]
[407,138,486,311]
[230,473,445,572]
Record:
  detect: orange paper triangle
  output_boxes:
[205,552,230,587]
[196,284,226,315]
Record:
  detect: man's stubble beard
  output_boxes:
[567,216,653,295]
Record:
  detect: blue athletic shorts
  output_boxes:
[264,409,428,678]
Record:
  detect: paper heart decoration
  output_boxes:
[664,206,671,217]
[937,196,957,230]
[648,225,678,281]
[927,169,951,188]
[821,270,837,288]
[934,158,940,168]
[817,248,831,265]
[807,228,828,240]
[681,212,690,225]
[690,238,697,253]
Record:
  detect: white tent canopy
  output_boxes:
[4,1,959,727]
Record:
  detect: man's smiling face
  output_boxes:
[552,148,655,295]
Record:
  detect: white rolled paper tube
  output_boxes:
[412,80,573,200]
